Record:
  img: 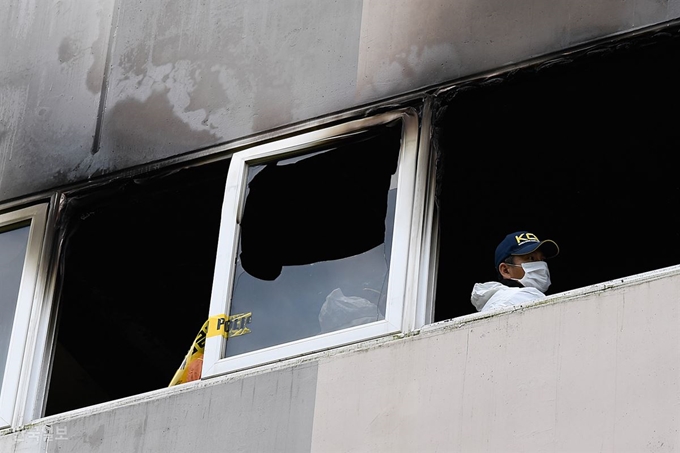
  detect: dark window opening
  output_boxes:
[45,159,229,415]
[433,25,680,321]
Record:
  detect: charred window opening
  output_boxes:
[226,124,401,357]
[433,27,680,321]
[45,159,229,415]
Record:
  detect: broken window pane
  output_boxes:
[225,124,401,357]
[0,223,30,388]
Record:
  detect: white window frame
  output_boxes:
[203,109,424,378]
[0,204,48,428]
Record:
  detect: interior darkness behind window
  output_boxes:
[433,27,680,321]
[46,159,229,415]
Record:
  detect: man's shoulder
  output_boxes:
[470,281,506,311]
[482,286,545,312]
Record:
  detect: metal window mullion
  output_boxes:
[14,195,60,427]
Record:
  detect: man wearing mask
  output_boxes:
[471,231,559,313]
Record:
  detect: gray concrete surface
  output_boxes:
[2,0,679,201]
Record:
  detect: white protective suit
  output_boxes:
[470,282,546,313]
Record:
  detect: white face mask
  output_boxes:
[514,261,551,293]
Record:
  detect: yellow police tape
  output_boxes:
[168,320,208,387]
[207,312,253,339]
[169,312,253,386]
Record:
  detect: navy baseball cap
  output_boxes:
[494,231,559,270]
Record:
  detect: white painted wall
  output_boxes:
[312,271,680,452]
[1,268,678,453]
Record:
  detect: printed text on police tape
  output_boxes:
[207,313,253,338]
